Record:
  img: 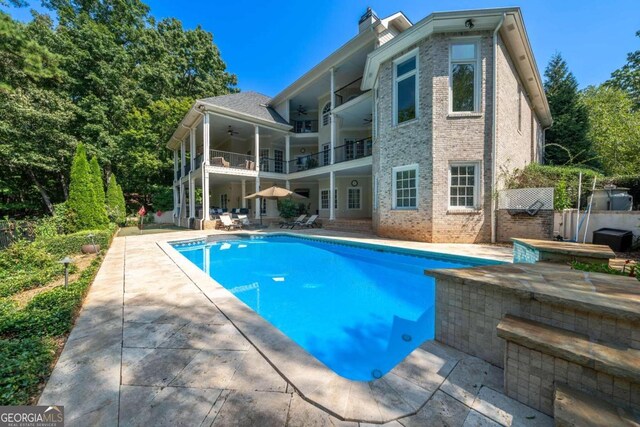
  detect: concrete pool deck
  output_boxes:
[38,228,551,426]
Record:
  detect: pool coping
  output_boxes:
[157,232,493,423]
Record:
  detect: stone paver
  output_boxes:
[38,229,549,426]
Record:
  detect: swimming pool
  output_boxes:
[172,234,499,381]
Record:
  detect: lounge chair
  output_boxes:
[219,214,241,231]
[280,214,306,229]
[293,214,319,229]
[211,157,230,168]
[237,214,253,227]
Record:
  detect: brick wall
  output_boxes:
[496,209,554,243]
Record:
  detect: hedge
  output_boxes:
[35,226,116,258]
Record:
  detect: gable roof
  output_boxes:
[200,91,289,126]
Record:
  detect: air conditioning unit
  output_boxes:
[590,188,633,211]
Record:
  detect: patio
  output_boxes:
[38,229,551,426]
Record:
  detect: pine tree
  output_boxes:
[89,156,109,226]
[67,143,101,231]
[106,174,126,224]
[543,53,597,168]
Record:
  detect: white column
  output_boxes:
[254,125,260,171]
[180,140,186,177]
[189,132,195,171]
[330,67,336,165]
[173,149,178,181]
[254,177,261,219]
[179,182,186,224]
[285,180,290,190]
[189,177,195,218]
[285,135,290,174]
[203,113,210,165]
[202,168,210,221]
[329,171,335,221]
[241,180,247,208]
[173,184,178,219]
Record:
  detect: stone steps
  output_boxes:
[322,219,373,233]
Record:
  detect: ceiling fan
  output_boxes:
[363,114,372,124]
[296,105,307,116]
[227,126,239,136]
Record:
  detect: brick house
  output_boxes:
[167,7,552,243]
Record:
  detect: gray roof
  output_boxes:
[199,91,289,127]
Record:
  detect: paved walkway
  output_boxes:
[39,230,550,426]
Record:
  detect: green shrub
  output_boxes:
[151,185,174,212]
[67,144,107,231]
[34,203,72,238]
[89,157,109,227]
[106,174,126,224]
[277,198,299,220]
[35,227,115,258]
[0,241,61,297]
[0,337,56,405]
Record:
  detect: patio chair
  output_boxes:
[294,214,319,229]
[211,157,230,168]
[237,214,253,227]
[219,214,242,231]
[280,214,306,229]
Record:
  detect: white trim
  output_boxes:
[347,187,362,210]
[319,188,329,210]
[393,48,419,126]
[391,163,419,210]
[448,38,481,114]
[321,102,331,127]
[448,161,481,211]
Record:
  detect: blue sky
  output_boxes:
[6,1,639,97]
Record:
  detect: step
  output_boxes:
[554,383,640,427]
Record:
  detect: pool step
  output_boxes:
[322,219,373,234]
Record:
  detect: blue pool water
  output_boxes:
[173,235,499,381]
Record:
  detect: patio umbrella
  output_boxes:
[244,185,307,225]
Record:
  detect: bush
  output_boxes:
[89,157,109,227]
[151,186,174,212]
[35,226,116,258]
[67,144,107,231]
[0,241,61,297]
[0,337,56,405]
[277,198,299,220]
[106,174,126,224]
[34,203,72,238]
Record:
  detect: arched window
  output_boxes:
[322,102,331,127]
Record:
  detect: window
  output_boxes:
[322,143,330,166]
[450,41,479,112]
[321,189,338,209]
[449,163,479,209]
[322,102,331,127]
[348,188,361,209]
[392,164,418,209]
[220,194,228,210]
[320,190,329,210]
[517,85,523,132]
[274,149,284,173]
[260,149,269,172]
[394,50,418,124]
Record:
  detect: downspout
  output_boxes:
[491,13,506,244]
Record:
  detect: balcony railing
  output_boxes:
[334,77,369,108]
[210,150,256,171]
[289,151,324,172]
[291,119,318,134]
[334,137,372,164]
[259,158,286,174]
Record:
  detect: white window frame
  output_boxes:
[448,39,481,114]
[448,161,481,210]
[347,187,362,210]
[392,164,419,210]
[393,48,419,126]
[321,102,331,127]
[320,189,329,210]
[259,148,270,172]
[322,143,330,166]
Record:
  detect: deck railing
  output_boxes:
[291,119,318,134]
[209,150,256,171]
[259,158,286,174]
[334,137,372,163]
[288,151,324,172]
[334,77,369,107]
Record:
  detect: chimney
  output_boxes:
[358,7,378,33]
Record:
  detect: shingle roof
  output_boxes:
[199,91,289,127]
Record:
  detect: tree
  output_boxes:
[106,174,126,224]
[89,156,109,226]
[67,143,103,230]
[582,85,640,175]
[543,53,597,168]
[607,30,640,110]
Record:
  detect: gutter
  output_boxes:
[491,13,506,244]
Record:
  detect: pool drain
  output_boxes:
[371,369,382,379]
[402,334,412,342]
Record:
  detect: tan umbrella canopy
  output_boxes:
[244,185,307,200]
[244,185,307,225]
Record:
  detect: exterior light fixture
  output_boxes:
[58,257,73,287]
[465,19,474,29]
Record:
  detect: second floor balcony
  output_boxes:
[291,119,319,134]
[289,137,372,173]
